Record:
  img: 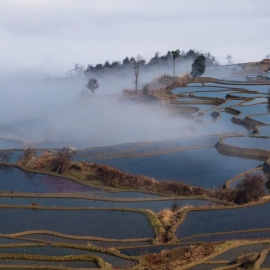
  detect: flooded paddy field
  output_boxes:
[176,202,270,239]
[22,233,151,248]
[74,135,220,159]
[181,230,270,243]
[0,246,136,268]
[1,71,270,269]
[0,167,99,193]
[203,83,270,92]
[209,243,268,261]
[181,104,217,112]
[227,92,269,98]
[173,86,232,95]
[0,197,208,212]
[192,90,235,99]
[258,125,270,136]
[0,139,23,149]
[197,110,247,134]
[250,114,270,125]
[220,99,244,107]
[223,137,270,150]
[229,103,269,118]
[0,259,99,268]
[242,97,269,105]
[88,148,262,189]
[0,208,154,239]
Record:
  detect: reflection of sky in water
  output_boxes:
[223,137,270,150]
[0,209,154,238]
[0,167,98,193]
[90,148,261,189]
[232,104,269,118]
[177,202,270,238]
[204,83,270,93]
[0,197,208,213]
[250,114,270,124]
[193,91,233,98]
[242,98,268,105]
[258,126,270,136]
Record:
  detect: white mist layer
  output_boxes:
[0,63,245,148]
[0,70,192,147]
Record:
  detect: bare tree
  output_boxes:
[67,64,85,77]
[226,54,233,65]
[74,63,85,76]
[131,55,145,92]
[266,54,270,59]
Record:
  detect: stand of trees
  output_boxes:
[83,49,219,77]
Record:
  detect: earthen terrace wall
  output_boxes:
[216,137,270,160]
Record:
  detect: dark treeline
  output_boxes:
[84,50,219,77]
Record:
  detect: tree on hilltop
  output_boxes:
[190,55,206,78]
[171,49,180,80]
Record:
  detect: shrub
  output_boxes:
[50,148,73,174]
[235,173,266,204]
[18,148,36,166]
[157,208,174,227]
[86,78,99,93]
[158,73,174,86]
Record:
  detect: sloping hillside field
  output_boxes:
[0,65,269,269]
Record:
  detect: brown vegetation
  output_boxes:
[18,147,73,174]
[235,173,266,204]
[213,173,266,205]
[17,150,266,206]
[158,73,174,86]
[243,59,270,72]
[17,148,36,166]
[165,73,192,91]
[86,163,212,197]
[141,242,217,270]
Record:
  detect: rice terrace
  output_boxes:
[1,1,270,269]
[0,54,269,270]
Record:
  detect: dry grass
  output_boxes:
[174,73,192,88]
[157,208,174,227]
[17,151,266,207]
[18,148,73,174]
[138,242,218,270]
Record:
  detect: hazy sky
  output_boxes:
[1,0,270,75]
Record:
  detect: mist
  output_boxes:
[0,59,199,148]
